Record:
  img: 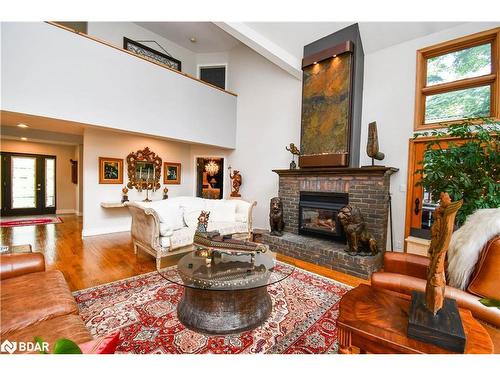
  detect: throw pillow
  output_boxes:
[79,332,120,354]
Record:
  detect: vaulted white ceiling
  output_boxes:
[134,21,469,78]
[135,22,241,53]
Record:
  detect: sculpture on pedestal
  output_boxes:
[366,121,385,166]
[269,197,285,236]
[229,167,242,198]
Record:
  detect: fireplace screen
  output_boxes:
[300,207,337,234]
[298,191,348,241]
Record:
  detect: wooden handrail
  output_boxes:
[46,21,237,97]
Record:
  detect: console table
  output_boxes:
[337,284,493,354]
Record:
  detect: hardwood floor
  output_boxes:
[0,215,367,291]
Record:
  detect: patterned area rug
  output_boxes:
[0,216,63,227]
[74,263,351,354]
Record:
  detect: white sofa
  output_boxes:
[125,196,256,269]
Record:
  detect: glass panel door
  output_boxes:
[1,152,57,216]
[11,156,37,209]
[45,158,55,207]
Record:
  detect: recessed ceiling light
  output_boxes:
[189,37,197,43]
[17,123,29,128]
[21,137,28,141]
[313,61,318,65]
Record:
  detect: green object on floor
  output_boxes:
[34,336,82,354]
[479,298,500,309]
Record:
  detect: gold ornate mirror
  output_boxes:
[126,147,162,190]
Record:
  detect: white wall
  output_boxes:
[1,22,237,149]
[226,44,302,229]
[82,127,229,236]
[360,22,500,250]
[87,22,198,76]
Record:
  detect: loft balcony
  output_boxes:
[0,22,237,149]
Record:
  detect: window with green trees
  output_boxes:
[414,28,499,130]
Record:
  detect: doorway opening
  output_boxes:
[196,157,224,199]
[1,152,56,216]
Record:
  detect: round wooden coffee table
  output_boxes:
[158,250,294,334]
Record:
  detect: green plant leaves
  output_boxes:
[479,298,500,309]
[53,338,83,354]
[33,336,82,354]
[414,118,500,225]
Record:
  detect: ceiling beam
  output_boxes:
[214,22,302,80]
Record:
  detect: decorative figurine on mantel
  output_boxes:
[269,197,285,236]
[121,187,129,203]
[285,143,300,170]
[162,186,169,200]
[365,121,385,166]
[338,204,378,256]
[228,166,242,198]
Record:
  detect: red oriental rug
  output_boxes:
[74,263,351,354]
[0,216,63,228]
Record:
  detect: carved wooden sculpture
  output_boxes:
[407,192,465,352]
[425,192,463,314]
[229,169,242,197]
[366,121,385,166]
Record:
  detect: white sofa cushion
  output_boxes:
[147,200,184,231]
[184,209,204,228]
[159,222,174,237]
[205,200,237,222]
[209,221,248,235]
[169,227,196,250]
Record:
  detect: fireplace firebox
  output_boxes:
[298,191,348,241]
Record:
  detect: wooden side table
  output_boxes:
[337,284,493,354]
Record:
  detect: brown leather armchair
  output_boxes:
[371,236,500,352]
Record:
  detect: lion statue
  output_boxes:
[269,197,285,236]
[338,205,378,256]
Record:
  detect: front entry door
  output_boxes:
[1,152,56,216]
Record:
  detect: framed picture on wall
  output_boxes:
[163,162,181,184]
[99,157,123,184]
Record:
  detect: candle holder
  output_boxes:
[138,177,158,202]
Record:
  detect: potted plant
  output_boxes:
[414,118,499,225]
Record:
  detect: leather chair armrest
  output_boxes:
[383,252,430,279]
[0,252,46,280]
[371,272,500,328]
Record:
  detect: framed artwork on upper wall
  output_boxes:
[163,162,181,184]
[99,157,123,184]
[123,37,182,72]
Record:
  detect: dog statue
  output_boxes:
[338,205,378,256]
[269,197,285,236]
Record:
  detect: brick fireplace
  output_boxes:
[256,166,398,279]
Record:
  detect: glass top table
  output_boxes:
[158,248,295,334]
[158,249,294,291]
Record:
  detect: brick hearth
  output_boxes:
[258,167,398,279]
[255,231,383,279]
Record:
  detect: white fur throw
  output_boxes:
[447,208,500,290]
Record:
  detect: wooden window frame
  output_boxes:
[414,27,500,131]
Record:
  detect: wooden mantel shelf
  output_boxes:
[273,166,399,177]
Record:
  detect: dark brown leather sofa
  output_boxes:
[0,253,92,353]
[371,236,500,353]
